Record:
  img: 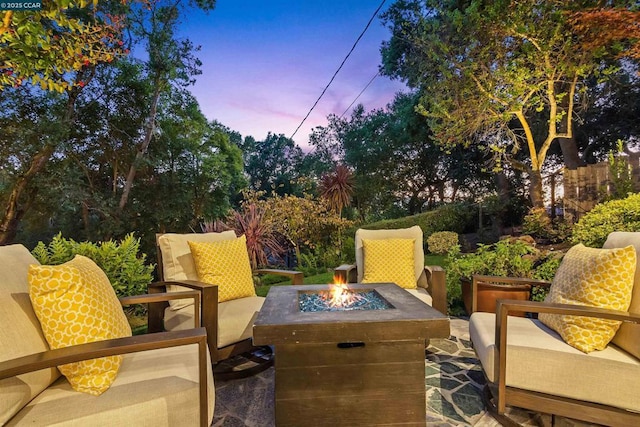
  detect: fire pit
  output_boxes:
[253,282,450,427]
[298,284,393,312]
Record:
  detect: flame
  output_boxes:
[327,275,361,308]
[332,273,346,285]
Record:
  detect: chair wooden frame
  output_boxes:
[469,274,552,314]
[334,263,448,315]
[472,274,640,427]
[0,291,211,427]
[150,235,303,367]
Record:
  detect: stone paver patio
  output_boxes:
[211,318,596,427]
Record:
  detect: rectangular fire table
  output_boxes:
[253,283,450,427]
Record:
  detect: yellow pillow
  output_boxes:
[361,238,416,289]
[539,244,636,353]
[188,235,256,302]
[28,255,132,395]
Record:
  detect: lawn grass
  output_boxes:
[424,254,447,267]
[255,271,334,297]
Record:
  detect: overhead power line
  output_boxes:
[339,71,379,119]
[289,0,387,140]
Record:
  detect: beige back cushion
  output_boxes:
[0,244,61,425]
[603,232,640,359]
[355,226,425,285]
[157,231,237,309]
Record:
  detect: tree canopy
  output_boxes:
[380,0,635,208]
[1,0,127,92]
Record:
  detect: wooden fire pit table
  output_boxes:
[253,283,450,427]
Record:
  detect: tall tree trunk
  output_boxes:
[558,137,584,169]
[529,169,545,209]
[118,83,162,212]
[0,84,82,245]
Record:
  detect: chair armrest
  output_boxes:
[334,264,357,283]
[0,328,210,427]
[146,280,219,361]
[425,265,447,315]
[491,299,640,413]
[121,291,201,328]
[254,268,304,285]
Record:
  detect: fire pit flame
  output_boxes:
[298,278,393,312]
[329,282,362,308]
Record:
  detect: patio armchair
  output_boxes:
[334,226,448,315]
[469,232,640,426]
[0,244,213,426]
[149,231,303,378]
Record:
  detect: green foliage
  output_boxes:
[571,193,640,247]
[380,0,630,208]
[445,239,561,309]
[522,208,572,243]
[363,203,474,237]
[2,2,127,92]
[602,140,634,201]
[522,208,552,238]
[427,231,459,255]
[31,233,154,298]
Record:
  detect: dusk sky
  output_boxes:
[181,1,407,149]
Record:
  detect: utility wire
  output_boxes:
[339,71,379,119]
[289,0,387,140]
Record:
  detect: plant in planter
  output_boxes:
[445,238,562,315]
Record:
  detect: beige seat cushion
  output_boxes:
[0,244,61,425]
[604,232,640,359]
[6,344,214,426]
[157,231,236,309]
[164,296,265,348]
[405,288,433,306]
[469,312,640,412]
[355,226,425,285]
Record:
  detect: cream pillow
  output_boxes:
[188,235,256,303]
[361,238,416,289]
[539,244,636,353]
[28,255,132,395]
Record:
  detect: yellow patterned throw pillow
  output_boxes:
[539,244,636,353]
[188,235,257,302]
[28,255,132,395]
[361,238,416,289]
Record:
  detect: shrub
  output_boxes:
[522,207,573,243]
[361,203,474,238]
[444,238,563,313]
[427,231,459,255]
[571,193,640,247]
[522,207,552,238]
[32,233,155,298]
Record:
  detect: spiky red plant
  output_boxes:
[230,204,283,270]
[319,165,354,215]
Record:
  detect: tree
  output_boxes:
[318,165,354,216]
[569,8,640,60]
[1,0,127,92]
[380,0,631,209]
[116,0,215,215]
[243,133,305,196]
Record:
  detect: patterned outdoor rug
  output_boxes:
[210,318,586,427]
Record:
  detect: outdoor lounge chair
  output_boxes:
[149,231,303,378]
[334,225,448,315]
[0,243,213,426]
[469,232,640,426]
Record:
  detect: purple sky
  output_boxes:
[182,1,407,149]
